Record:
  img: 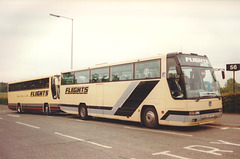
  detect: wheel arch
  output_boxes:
[78,102,88,120]
[79,102,86,107]
[141,105,159,125]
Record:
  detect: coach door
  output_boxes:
[51,77,60,99]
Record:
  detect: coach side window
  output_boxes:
[111,64,133,81]
[75,70,90,83]
[16,83,22,91]
[91,67,109,82]
[41,78,49,89]
[62,72,75,85]
[135,60,160,79]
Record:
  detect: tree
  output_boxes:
[0,82,7,92]
[221,78,240,93]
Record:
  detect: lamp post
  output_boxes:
[50,13,73,69]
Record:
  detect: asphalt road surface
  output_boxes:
[1,106,240,159]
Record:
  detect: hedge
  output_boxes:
[0,98,8,105]
[0,92,8,105]
[221,92,240,113]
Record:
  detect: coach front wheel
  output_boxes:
[78,105,88,120]
[142,107,159,128]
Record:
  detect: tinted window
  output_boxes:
[167,58,178,78]
[91,67,109,82]
[167,58,184,99]
[9,78,49,91]
[42,78,49,88]
[111,64,133,81]
[62,72,75,85]
[75,70,90,83]
[135,60,160,79]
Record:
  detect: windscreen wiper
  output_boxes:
[215,95,221,100]
[196,96,201,102]
[196,94,220,102]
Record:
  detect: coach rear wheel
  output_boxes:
[44,104,50,115]
[142,107,159,128]
[78,105,88,120]
[17,104,22,113]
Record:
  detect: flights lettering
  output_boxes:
[185,57,209,64]
[30,90,49,97]
[65,87,89,94]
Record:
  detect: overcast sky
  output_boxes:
[1,0,240,86]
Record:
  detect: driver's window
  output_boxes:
[167,58,184,99]
[167,58,177,78]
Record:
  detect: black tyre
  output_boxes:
[142,107,159,128]
[17,104,22,113]
[78,105,88,120]
[44,104,50,115]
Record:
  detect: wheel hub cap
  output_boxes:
[146,111,155,124]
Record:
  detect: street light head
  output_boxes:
[50,13,60,18]
[49,13,74,69]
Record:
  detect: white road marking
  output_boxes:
[233,128,240,130]
[86,140,112,149]
[54,132,112,149]
[124,126,192,137]
[204,125,228,129]
[152,151,190,159]
[204,125,240,130]
[0,117,3,119]
[54,132,84,141]
[221,127,230,130]
[210,140,240,147]
[184,145,233,156]
[16,122,40,129]
[7,114,20,118]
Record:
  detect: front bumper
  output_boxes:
[160,109,222,126]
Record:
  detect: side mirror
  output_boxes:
[213,68,225,80]
[222,71,225,79]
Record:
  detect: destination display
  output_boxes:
[177,55,211,67]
